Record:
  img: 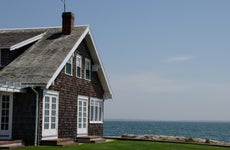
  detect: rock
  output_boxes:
[120,134,230,146]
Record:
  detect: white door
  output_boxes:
[77,96,88,137]
[42,91,59,139]
[0,93,13,139]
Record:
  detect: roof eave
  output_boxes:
[86,30,113,100]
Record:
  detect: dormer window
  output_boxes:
[85,58,91,80]
[76,55,82,78]
[65,56,73,76]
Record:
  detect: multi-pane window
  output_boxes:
[85,58,91,80]
[42,91,58,139]
[76,55,82,78]
[65,57,73,75]
[90,98,103,123]
[1,95,10,130]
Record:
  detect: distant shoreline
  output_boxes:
[104,120,230,142]
[104,119,230,123]
[104,134,230,147]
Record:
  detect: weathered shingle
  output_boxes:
[0,29,45,48]
[0,26,88,85]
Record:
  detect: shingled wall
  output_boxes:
[49,39,104,138]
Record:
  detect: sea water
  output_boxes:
[104,120,230,142]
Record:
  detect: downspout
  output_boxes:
[32,87,39,146]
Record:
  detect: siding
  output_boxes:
[12,89,37,145]
[49,40,104,138]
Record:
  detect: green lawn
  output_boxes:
[19,140,229,150]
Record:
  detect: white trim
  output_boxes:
[44,26,112,99]
[90,98,103,124]
[0,92,13,140]
[87,30,112,99]
[65,56,73,76]
[42,90,59,140]
[0,25,90,31]
[0,32,45,50]
[46,26,90,89]
[0,87,22,93]
[76,54,82,78]
[84,58,91,81]
[9,33,45,51]
[77,95,89,137]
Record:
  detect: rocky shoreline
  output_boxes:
[105,134,230,147]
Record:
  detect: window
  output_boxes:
[76,55,82,78]
[85,58,91,80]
[42,90,59,139]
[90,98,103,123]
[65,57,73,75]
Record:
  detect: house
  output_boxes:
[0,12,112,145]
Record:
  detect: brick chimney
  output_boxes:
[62,12,75,35]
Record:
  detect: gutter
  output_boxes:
[31,87,39,146]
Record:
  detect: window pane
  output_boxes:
[52,97,56,104]
[45,96,50,103]
[52,104,56,109]
[85,59,91,80]
[65,63,72,74]
[52,110,56,116]
[77,67,81,77]
[45,117,49,122]
[90,106,94,121]
[51,123,56,129]
[77,55,82,78]
[51,117,56,122]
[65,57,72,75]
[45,110,49,115]
[44,123,49,129]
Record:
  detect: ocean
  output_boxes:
[104,120,230,142]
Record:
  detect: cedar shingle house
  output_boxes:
[0,12,112,145]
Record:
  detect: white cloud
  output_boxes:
[165,56,193,63]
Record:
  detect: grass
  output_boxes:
[19,140,229,150]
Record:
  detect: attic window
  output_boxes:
[85,58,91,80]
[76,55,82,78]
[65,57,73,76]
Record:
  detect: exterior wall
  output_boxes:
[88,124,103,136]
[12,88,37,145]
[49,39,104,139]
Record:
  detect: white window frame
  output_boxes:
[65,56,73,76]
[77,95,88,137]
[0,92,13,140]
[76,54,82,78]
[90,98,103,123]
[85,58,91,81]
[42,90,59,140]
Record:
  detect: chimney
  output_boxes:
[62,12,75,35]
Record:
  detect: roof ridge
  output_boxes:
[0,25,89,31]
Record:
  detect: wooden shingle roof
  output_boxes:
[0,26,112,99]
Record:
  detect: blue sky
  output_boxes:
[1,0,230,121]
